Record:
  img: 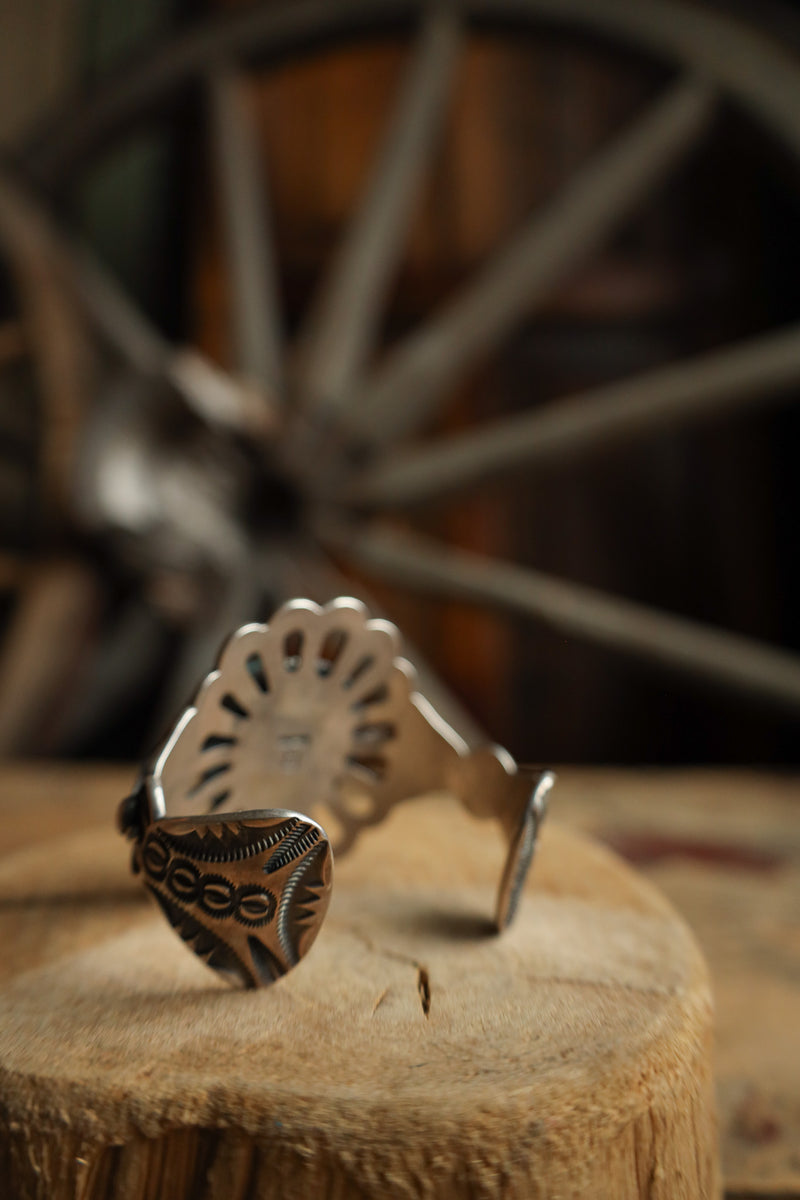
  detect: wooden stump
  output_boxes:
[0,790,718,1199]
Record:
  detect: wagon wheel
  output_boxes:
[2,0,800,756]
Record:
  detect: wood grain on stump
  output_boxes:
[0,786,718,1199]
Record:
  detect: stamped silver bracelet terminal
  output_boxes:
[118,598,554,988]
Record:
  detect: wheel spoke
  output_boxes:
[72,251,275,438]
[294,7,461,418]
[0,170,94,513]
[350,321,800,507]
[325,522,800,713]
[208,65,284,403]
[0,165,274,439]
[0,561,101,755]
[347,76,715,447]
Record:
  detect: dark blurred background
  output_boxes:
[1,0,799,765]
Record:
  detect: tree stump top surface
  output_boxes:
[0,768,717,1198]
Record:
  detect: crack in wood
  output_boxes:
[417,966,431,1017]
[345,925,432,1017]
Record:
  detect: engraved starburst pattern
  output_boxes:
[136,810,332,988]
[151,597,435,852]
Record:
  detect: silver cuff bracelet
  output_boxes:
[119,598,553,988]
